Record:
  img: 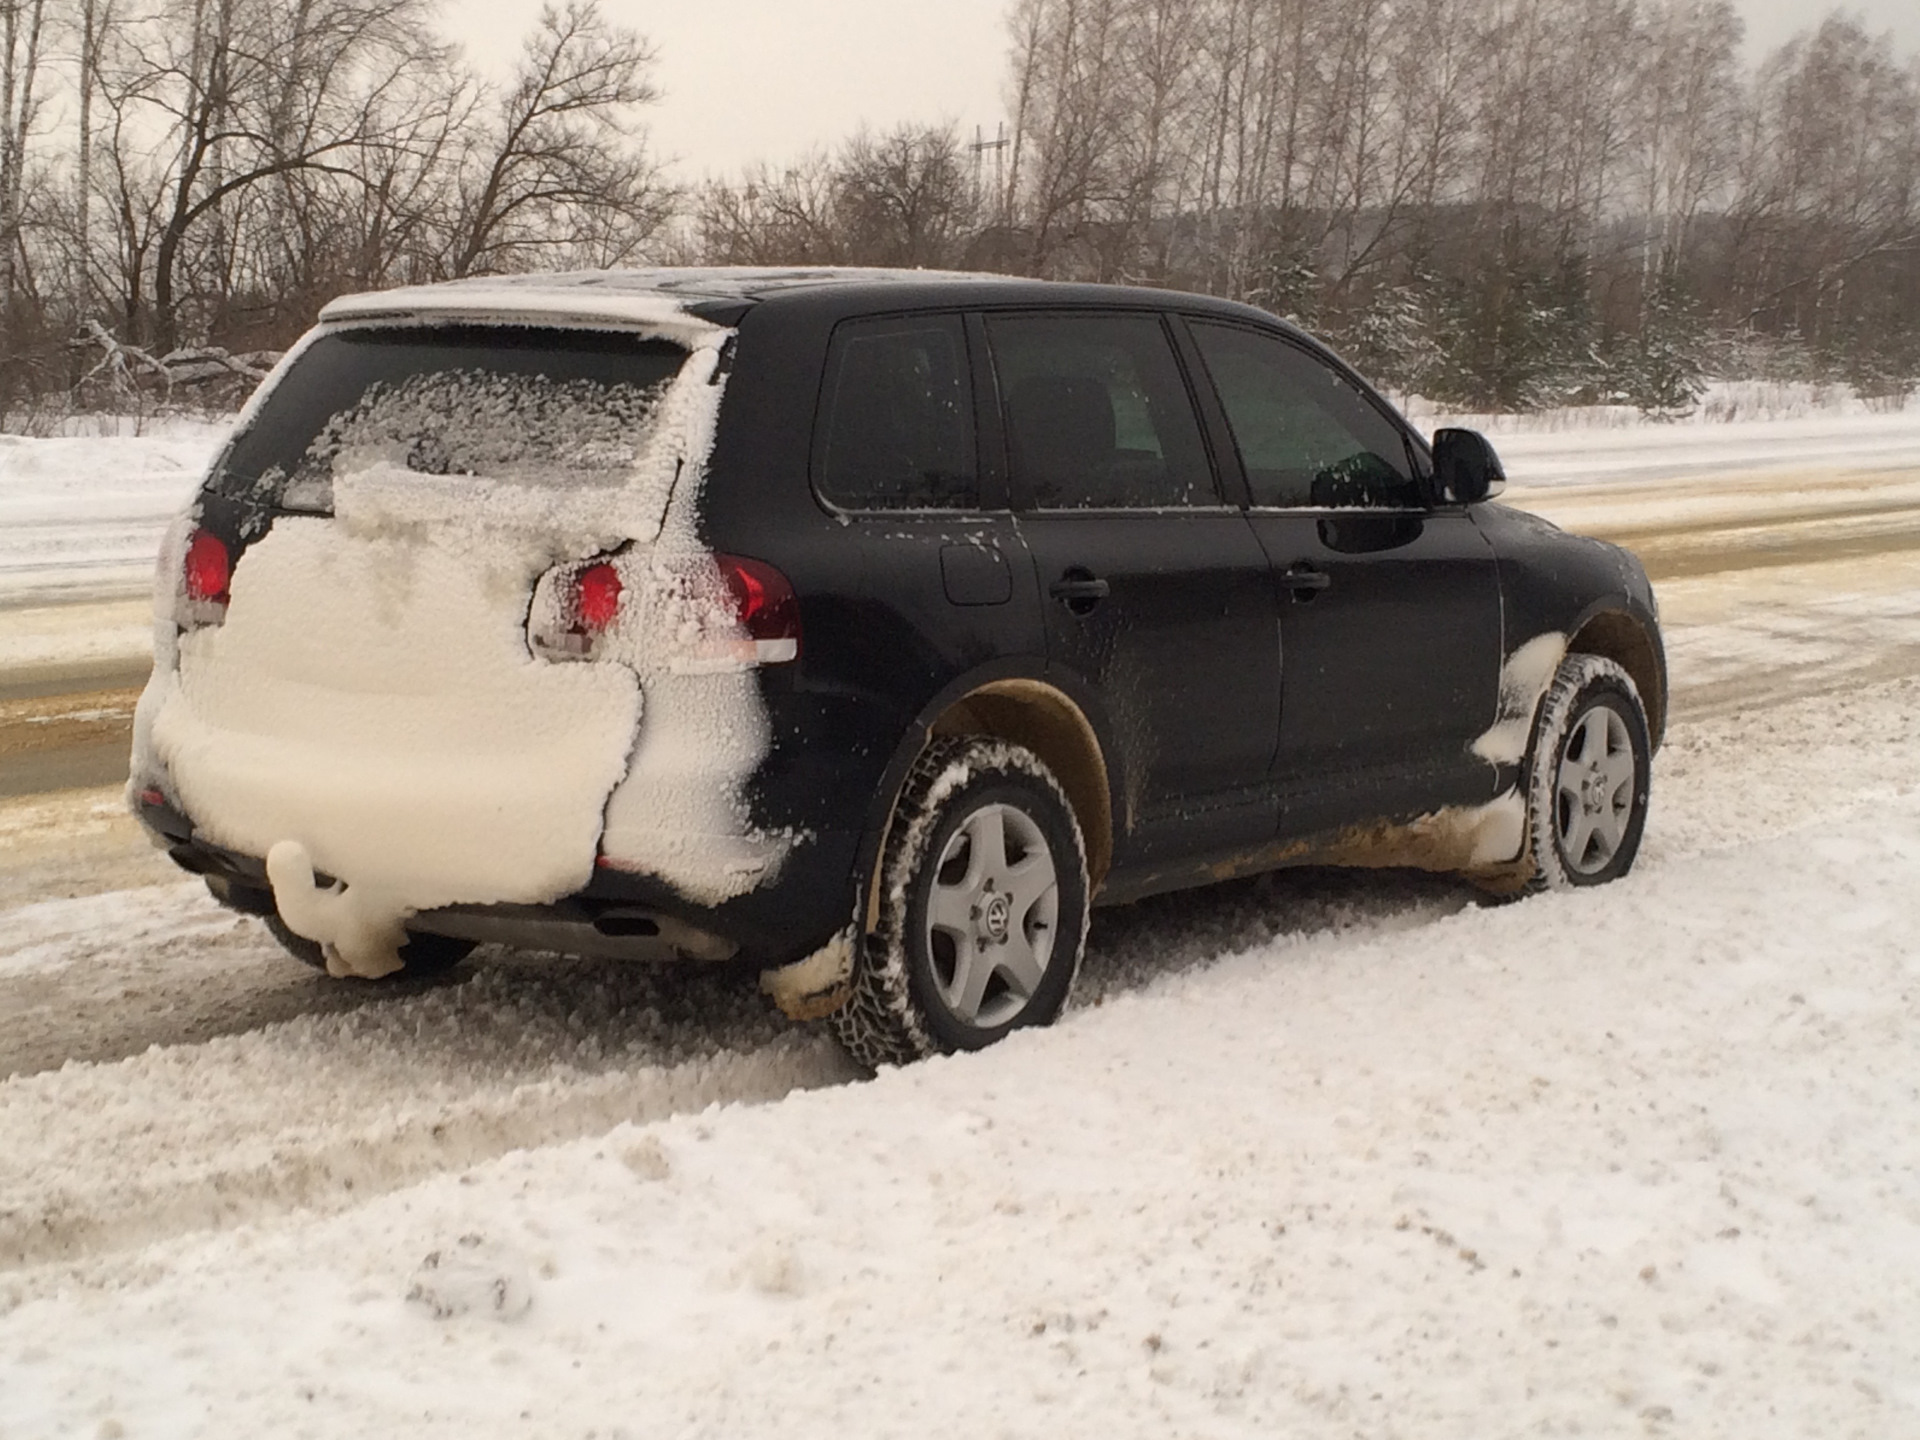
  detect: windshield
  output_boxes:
[211,326,691,512]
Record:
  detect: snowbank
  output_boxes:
[1404,377,1912,432]
[1483,410,1920,488]
[0,424,225,607]
[1399,380,1920,488]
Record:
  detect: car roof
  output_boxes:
[317,266,1294,336]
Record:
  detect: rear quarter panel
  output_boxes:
[689,297,1053,960]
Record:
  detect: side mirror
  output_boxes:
[1431,428,1506,505]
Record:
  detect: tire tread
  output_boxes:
[829,735,1088,1069]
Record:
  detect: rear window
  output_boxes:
[211,326,690,511]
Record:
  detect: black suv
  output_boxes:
[131,268,1664,1066]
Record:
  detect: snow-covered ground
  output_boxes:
[2,403,1919,1437]
[0,421,229,612]
[1412,380,1920,487]
[2,670,1918,1437]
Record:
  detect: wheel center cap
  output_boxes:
[981,893,1012,943]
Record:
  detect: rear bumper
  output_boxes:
[135,790,859,966]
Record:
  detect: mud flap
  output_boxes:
[759,926,856,1020]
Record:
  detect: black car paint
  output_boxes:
[1473,501,1667,748]
[682,277,1662,956]
[147,273,1665,969]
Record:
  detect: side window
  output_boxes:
[987,313,1216,509]
[1189,320,1421,509]
[816,314,978,510]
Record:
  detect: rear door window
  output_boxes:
[1189,320,1421,509]
[213,326,691,512]
[987,313,1217,509]
[815,314,978,511]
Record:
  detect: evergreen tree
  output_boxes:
[1610,279,1708,416]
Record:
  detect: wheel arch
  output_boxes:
[855,672,1115,937]
[1567,607,1666,749]
[926,679,1114,887]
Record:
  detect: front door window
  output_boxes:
[1189,319,1422,510]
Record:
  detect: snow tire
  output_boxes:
[830,736,1090,1070]
[1521,653,1652,890]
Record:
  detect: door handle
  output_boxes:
[1283,564,1331,600]
[1049,570,1110,614]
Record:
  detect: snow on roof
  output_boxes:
[318,267,1008,338]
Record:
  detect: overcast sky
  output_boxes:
[449,0,1920,180]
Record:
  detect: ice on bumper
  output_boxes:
[149,515,642,972]
[266,839,411,979]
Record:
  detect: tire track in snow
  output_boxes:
[0,938,854,1276]
[0,686,142,799]
[0,1029,842,1277]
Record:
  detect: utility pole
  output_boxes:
[969,122,1009,224]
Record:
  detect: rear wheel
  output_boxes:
[831,736,1089,1069]
[263,912,475,978]
[1521,653,1652,889]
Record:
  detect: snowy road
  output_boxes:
[3,434,1920,1435]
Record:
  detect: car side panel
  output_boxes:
[1252,507,1505,836]
[1473,502,1668,755]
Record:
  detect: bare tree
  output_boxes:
[833,124,971,268]
[692,124,974,270]
[1630,0,1743,283]
[1,0,49,306]
[111,0,451,348]
[447,0,671,278]
[693,152,842,265]
[1724,14,1920,378]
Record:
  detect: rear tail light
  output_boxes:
[529,552,799,668]
[714,554,800,665]
[530,556,627,659]
[574,562,624,633]
[176,527,231,627]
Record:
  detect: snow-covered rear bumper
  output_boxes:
[146,667,634,909]
[134,787,859,966]
[129,512,831,957]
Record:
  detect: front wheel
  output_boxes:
[1521,653,1652,889]
[831,736,1090,1069]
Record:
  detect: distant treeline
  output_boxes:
[698,0,1920,414]
[2,0,1915,421]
